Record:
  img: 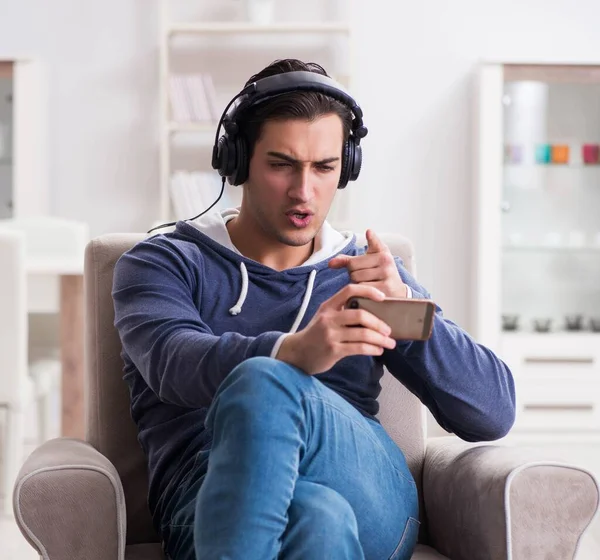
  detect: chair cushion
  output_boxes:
[122,543,448,559]
[125,543,165,560]
[412,544,450,559]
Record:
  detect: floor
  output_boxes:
[1,422,600,559]
[2,440,42,560]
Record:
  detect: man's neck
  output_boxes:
[226,214,315,271]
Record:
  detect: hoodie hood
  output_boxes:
[176,208,354,333]
[186,207,353,266]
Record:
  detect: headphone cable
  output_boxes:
[147,176,226,235]
[146,87,251,235]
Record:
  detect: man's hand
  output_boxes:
[328,229,408,298]
[276,284,396,376]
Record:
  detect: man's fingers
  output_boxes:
[340,327,396,350]
[366,229,387,254]
[325,283,386,309]
[348,267,386,284]
[339,342,387,358]
[340,308,391,335]
[329,253,380,272]
[328,255,351,269]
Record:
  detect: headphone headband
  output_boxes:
[237,71,365,133]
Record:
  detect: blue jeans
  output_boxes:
[161,357,419,559]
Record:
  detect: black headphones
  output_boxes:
[211,70,368,189]
[147,71,368,234]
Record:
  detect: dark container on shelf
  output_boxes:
[533,318,552,333]
[502,314,519,331]
[590,318,600,332]
[565,314,584,331]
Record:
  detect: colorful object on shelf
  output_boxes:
[511,144,523,163]
[504,144,523,164]
[582,144,600,164]
[551,144,569,164]
[535,144,551,164]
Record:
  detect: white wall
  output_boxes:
[2,0,600,331]
[349,0,600,331]
[0,0,160,235]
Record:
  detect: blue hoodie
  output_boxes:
[112,208,516,522]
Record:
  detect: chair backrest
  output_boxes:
[355,233,426,512]
[0,230,29,406]
[85,231,426,544]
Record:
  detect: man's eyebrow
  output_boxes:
[266,151,340,165]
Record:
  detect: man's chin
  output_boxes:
[277,227,318,248]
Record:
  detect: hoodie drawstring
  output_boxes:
[289,269,316,333]
[228,263,317,334]
[228,262,248,316]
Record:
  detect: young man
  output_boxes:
[112,59,516,560]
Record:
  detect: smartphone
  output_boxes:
[345,297,435,341]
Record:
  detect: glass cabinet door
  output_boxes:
[500,65,600,335]
[0,62,13,219]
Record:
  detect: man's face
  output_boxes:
[242,114,344,248]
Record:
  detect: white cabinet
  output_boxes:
[0,59,48,220]
[474,63,600,436]
[501,333,600,433]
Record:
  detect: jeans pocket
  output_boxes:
[389,517,420,560]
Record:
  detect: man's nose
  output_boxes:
[288,167,313,202]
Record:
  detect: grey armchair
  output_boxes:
[12,233,600,559]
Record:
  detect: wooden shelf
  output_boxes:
[168,22,351,36]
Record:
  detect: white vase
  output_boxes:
[245,0,275,25]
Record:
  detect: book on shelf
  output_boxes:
[168,73,220,124]
[169,171,241,219]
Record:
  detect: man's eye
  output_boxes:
[270,162,291,168]
[316,165,334,172]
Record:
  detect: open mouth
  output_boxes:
[286,211,313,228]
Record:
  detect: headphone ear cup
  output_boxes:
[338,138,362,188]
[350,141,362,182]
[338,139,353,189]
[215,136,237,180]
[231,134,248,186]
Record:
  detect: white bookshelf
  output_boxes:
[157,1,355,227]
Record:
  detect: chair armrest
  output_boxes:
[423,437,599,560]
[13,437,126,560]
